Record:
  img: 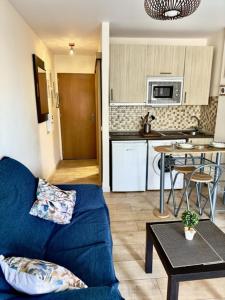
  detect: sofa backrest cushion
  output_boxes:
[0,157,55,258]
[56,184,105,213]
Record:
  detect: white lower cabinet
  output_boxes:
[112,141,147,192]
[111,137,214,192]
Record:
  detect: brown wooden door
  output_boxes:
[58,73,96,159]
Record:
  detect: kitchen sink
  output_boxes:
[160,131,185,137]
[181,130,204,136]
[187,131,198,136]
[160,130,210,138]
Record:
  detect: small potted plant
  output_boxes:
[181,210,199,241]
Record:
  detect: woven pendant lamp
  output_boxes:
[144,0,201,20]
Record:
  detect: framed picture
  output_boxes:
[32,54,49,123]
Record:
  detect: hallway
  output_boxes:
[50,159,100,185]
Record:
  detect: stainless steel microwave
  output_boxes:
[147,77,183,106]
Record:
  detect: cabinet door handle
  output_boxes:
[110,88,113,101]
[160,72,172,75]
[184,92,187,104]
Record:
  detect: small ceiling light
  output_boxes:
[144,0,201,20]
[69,43,75,55]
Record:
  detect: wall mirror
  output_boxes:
[32,54,49,123]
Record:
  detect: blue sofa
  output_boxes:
[0,157,123,300]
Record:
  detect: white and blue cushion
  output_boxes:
[29,179,76,225]
[0,255,87,295]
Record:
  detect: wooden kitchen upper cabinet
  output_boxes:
[146,45,185,77]
[110,44,127,102]
[110,44,147,103]
[183,46,213,105]
[110,44,213,105]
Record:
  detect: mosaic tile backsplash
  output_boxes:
[200,97,218,133]
[109,97,218,133]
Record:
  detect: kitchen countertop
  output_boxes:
[110,130,214,141]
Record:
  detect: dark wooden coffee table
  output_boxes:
[145,220,225,300]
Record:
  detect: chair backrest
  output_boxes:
[168,154,196,171]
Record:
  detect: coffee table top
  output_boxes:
[148,220,225,269]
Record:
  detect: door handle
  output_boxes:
[91,113,95,122]
[184,92,187,104]
[110,89,113,101]
[160,72,172,75]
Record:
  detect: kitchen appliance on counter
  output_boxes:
[141,112,156,134]
[147,77,183,106]
[147,139,185,190]
[111,140,147,192]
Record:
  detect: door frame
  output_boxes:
[56,59,102,183]
[95,58,102,183]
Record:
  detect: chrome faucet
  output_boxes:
[191,116,201,131]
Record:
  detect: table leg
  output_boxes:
[145,225,153,273]
[167,276,179,300]
[211,152,221,222]
[198,153,205,209]
[160,153,165,214]
[153,153,170,218]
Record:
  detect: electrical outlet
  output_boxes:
[220,85,225,96]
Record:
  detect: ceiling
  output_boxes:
[9,0,225,55]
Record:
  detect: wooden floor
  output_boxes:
[105,190,225,300]
[50,159,100,185]
[50,164,225,299]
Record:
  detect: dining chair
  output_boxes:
[223,186,225,204]
[175,164,222,219]
[167,155,196,215]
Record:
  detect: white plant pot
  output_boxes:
[184,227,196,241]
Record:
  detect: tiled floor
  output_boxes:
[104,191,225,300]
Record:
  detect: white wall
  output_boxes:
[101,22,110,192]
[220,35,225,85]
[0,0,61,178]
[207,29,225,96]
[54,54,96,74]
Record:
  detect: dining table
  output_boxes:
[153,144,225,222]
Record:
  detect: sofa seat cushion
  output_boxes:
[45,207,115,287]
[0,285,122,300]
[0,158,56,258]
[0,267,15,297]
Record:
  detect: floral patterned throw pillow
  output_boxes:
[0,255,87,295]
[29,179,76,225]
